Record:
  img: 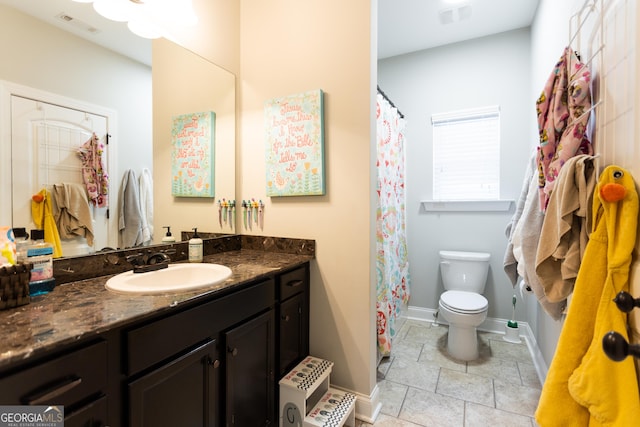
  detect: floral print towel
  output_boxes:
[536,46,593,211]
[77,133,109,207]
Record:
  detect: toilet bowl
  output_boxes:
[438,251,490,361]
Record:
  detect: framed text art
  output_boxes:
[171,111,215,197]
[265,89,325,197]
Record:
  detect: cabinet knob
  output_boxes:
[281,314,290,322]
[208,358,220,368]
[228,346,238,356]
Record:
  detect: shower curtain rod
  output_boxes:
[377,85,405,119]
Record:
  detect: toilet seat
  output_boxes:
[440,290,488,314]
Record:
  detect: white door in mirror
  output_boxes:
[10,94,115,255]
[105,263,232,295]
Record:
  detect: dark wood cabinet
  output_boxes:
[128,339,220,427]
[64,395,108,427]
[124,277,275,427]
[224,309,275,426]
[279,293,306,378]
[0,340,108,426]
[277,264,310,378]
[0,261,310,427]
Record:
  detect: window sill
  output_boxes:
[421,200,513,212]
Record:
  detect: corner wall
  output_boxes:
[239,0,378,412]
[530,0,639,369]
[163,0,240,75]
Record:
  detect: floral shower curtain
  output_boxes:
[376,91,410,357]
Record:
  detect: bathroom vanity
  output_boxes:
[0,244,312,426]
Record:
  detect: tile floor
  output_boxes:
[356,318,542,427]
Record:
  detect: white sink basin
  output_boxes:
[105,263,233,295]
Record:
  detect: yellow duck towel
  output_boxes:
[568,166,640,425]
[31,188,63,258]
[535,165,640,426]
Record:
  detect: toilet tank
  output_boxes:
[439,250,490,293]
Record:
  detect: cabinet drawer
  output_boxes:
[127,278,275,376]
[0,341,107,407]
[126,298,217,376]
[278,265,308,301]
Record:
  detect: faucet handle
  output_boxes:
[126,253,145,266]
[146,251,171,265]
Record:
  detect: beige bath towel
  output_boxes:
[52,182,94,246]
[535,155,596,303]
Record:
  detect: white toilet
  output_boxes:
[438,250,490,361]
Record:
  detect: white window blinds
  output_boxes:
[431,106,500,200]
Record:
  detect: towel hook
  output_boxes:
[602,331,640,361]
[612,291,640,312]
[602,291,640,361]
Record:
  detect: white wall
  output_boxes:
[527,0,583,368]
[378,28,532,322]
[530,0,640,368]
[0,5,152,226]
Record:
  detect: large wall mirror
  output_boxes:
[0,0,236,259]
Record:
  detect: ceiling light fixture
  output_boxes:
[72,0,197,39]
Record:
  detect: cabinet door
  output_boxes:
[278,293,307,378]
[129,340,220,427]
[64,395,108,427]
[225,310,275,426]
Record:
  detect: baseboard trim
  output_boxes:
[329,307,549,424]
[331,383,382,423]
[405,305,548,384]
[519,322,548,384]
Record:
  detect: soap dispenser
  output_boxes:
[162,226,176,243]
[188,228,203,263]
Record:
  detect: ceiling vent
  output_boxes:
[55,12,100,34]
[439,4,472,25]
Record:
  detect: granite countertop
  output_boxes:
[0,249,313,369]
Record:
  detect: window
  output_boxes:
[431,106,500,200]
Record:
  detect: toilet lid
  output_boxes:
[440,290,488,314]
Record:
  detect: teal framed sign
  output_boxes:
[265,89,325,196]
[171,111,215,198]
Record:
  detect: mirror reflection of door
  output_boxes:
[11,94,116,256]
